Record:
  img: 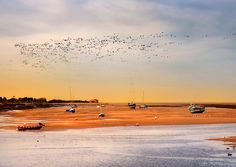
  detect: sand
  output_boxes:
[209,136,236,148]
[1,104,236,131]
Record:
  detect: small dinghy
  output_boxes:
[17,122,45,131]
[139,104,148,109]
[98,113,105,117]
[66,108,76,113]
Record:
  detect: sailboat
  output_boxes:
[139,90,148,109]
[128,102,136,109]
[128,79,136,109]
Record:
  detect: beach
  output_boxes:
[1,104,236,131]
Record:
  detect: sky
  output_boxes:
[0,0,236,103]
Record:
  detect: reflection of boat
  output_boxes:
[128,102,136,109]
[188,104,205,113]
[17,122,45,131]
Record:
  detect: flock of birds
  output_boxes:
[14,32,236,71]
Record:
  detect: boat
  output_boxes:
[139,104,148,109]
[17,122,45,131]
[98,113,105,117]
[139,91,148,109]
[128,102,136,109]
[66,107,76,113]
[188,104,205,113]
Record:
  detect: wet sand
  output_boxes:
[209,136,236,147]
[1,124,236,167]
[1,104,236,131]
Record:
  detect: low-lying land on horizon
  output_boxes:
[0,97,100,111]
[1,103,236,131]
[1,101,236,112]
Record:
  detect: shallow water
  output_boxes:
[0,124,236,167]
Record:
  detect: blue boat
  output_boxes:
[66,108,76,113]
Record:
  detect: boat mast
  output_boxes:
[69,87,72,101]
[142,90,144,104]
[129,78,135,102]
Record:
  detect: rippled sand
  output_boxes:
[1,104,236,131]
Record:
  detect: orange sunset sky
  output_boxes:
[0,0,236,103]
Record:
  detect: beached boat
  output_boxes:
[188,104,205,113]
[17,122,45,131]
[66,108,76,113]
[128,102,136,109]
[98,113,105,117]
[139,104,148,109]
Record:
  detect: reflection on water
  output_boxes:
[0,124,236,167]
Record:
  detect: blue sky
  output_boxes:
[1,0,236,36]
[0,0,236,102]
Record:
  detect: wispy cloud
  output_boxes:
[1,0,236,37]
[0,0,236,101]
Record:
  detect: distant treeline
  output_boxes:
[0,97,98,111]
[0,97,87,104]
[0,97,98,104]
[0,97,47,104]
[0,97,51,111]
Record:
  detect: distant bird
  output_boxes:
[228,153,232,156]
[14,32,230,71]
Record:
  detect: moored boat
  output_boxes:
[98,113,105,117]
[128,102,136,109]
[66,107,76,113]
[188,104,205,113]
[17,122,45,131]
[139,104,148,109]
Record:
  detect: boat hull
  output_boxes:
[189,107,205,114]
[17,126,43,131]
[17,123,44,131]
[190,110,205,114]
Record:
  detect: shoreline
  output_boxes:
[2,122,236,132]
[209,136,236,148]
[1,104,236,131]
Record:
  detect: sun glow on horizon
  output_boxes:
[1,0,236,103]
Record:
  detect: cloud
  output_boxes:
[0,0,172,37]
[146,0,236,36]
[1,0,236,38]
[1,0,236,102]
[0,0,67,36]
